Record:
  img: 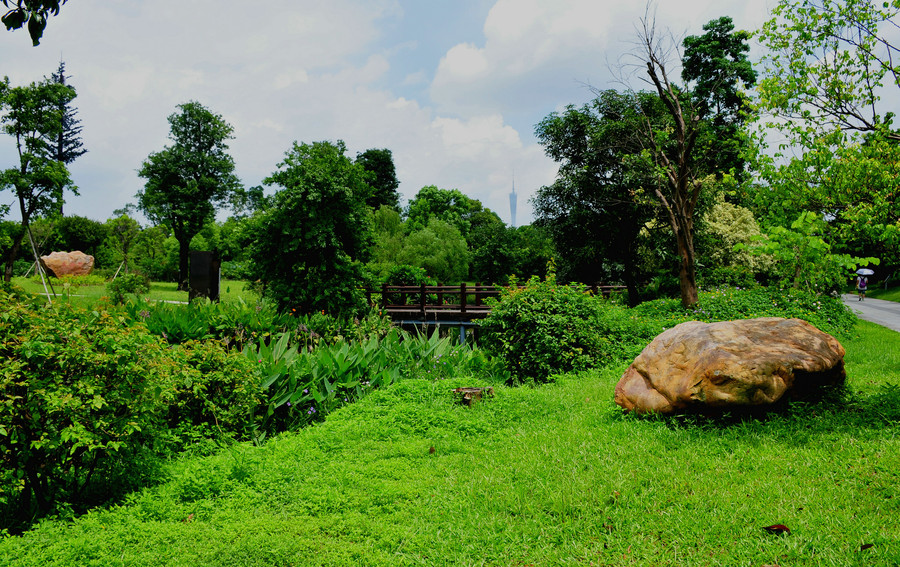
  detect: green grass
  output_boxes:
[867,285,900,302]
[11,277,255,305]
[2,321,899,565]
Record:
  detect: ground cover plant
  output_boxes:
[0,319,897,565]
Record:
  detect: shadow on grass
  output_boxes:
[612,383,900,433]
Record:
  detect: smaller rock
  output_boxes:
[40,251,95,278]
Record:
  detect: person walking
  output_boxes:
[857,274,868,301]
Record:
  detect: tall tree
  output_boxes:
[0,77,76,281]
[1,0,67,45]
[405,185,486,240]
[623,12,755,307]
[534,91,662,306]
[250,140,374,315]
[137,101,242,289]
[46,61,85,164]
[355,148,400,211]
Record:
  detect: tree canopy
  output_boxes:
[0,76,76,281]
[355,148,400,211]
[137,101,242,289]
[250,140,374,316]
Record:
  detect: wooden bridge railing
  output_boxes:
[367,283,626,323]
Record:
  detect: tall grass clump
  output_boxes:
[246,328,507,436]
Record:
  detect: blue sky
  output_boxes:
[0,0,772,227]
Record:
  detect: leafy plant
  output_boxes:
[0,292,171,530]
[106,272,150,305]
[478,271,650,383]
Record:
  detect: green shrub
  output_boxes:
[631,286,857,338]
[0,293,172,531]
[478,272,652,384]
[106,273,150,305]
[165,340,263,445]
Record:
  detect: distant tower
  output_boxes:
[509,174,518,228]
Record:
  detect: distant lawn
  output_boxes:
[867,285,900,302]
[11,276,256,306]
[2,320,898,565]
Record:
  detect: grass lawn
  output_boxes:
[11,277,255,306]
[1,321,898,565]
[867,285,900,302]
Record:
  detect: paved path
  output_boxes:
[841,294,900,333]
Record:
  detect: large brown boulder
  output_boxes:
[614,317,846,414]
[40,251,95,278]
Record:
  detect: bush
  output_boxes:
[631,286,857,338]
[0,293,172,531]
[107,273,150,305]
[0,294,269,532]
[478,272,654,384]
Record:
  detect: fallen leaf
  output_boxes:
[762,524,790,535]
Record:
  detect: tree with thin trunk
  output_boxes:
[629,11,704,307]
[0,76,76,282]
[137,101,242,290]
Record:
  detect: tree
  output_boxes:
[104,214,140,273]
[1,0,67,45]
[45,61,85,205]
[757,0,900,143]
[755,1,900,269]
[355,148,400,211]
[137,101,242,290]
[249,140,374,315]
[0,77,76,281]
[405,185,485,239]
[534,91,662,305]
[396,219,469,283]
[624,12,753,307]
[682,16,757,177]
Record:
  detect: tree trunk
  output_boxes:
[177,234,190,291]
[675,220,698,308]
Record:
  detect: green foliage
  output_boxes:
[396,219,469,283]
[0,292,171,530]
[246,327,505,436]
[533,91,662,304]
[479,270,651,383]
[757,0,900,143]
[251,140,374,317]
[681,16,757,177]
[631,285,858,339]
[106,272,150,305]
[165,340,262,445]
[0,77,77,281]
[404,185,485,238]
[0,0,67,45]
[137,101,242,288]
[740,211,879,294]
[355,148,400,211]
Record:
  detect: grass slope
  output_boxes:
[1,323,899,566]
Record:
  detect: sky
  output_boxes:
[0,0,773,228]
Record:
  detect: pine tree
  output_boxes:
[47,60,86,166]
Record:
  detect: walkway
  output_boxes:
[841,294,900,333]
